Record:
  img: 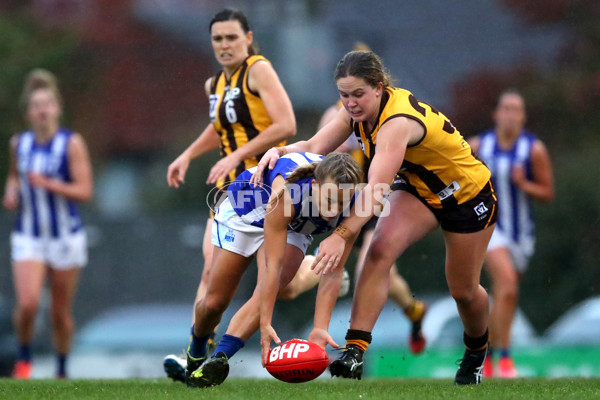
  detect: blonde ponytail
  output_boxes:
[285,163,319,184]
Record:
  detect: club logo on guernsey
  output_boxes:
[269,342,310,363]
[224,228,236,243]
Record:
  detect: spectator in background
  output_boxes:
[163,8,296,382]
[2,69,93,379]
[470,90,554,378]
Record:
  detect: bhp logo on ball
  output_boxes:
[266,339,329,383]
[269,342,310,362]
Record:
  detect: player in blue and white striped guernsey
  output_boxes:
[470,89,554,378]
[2,69,93,379]
[183,152,363,388]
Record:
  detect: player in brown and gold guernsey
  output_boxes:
[298,89,429,354]
[253,50,497,385]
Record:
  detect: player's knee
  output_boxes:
[366,240,395,271]
[50,308,72,329]
[449,285,478,305]
[17,298,40,318]
[277,285,298,301]
[497,282,519,303]
[197,295,228,317]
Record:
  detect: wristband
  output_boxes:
[277,147,288,157]
[334,225,353,241]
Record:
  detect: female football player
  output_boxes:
[253,50,497,385]
[470,90,554,378]
[316,54,428,353]
[184,152,362,388]
[164,7,295,379]
[3,69,93,378]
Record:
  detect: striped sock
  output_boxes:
[404,300,425,322]
[345,329,372,352]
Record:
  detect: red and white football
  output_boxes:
[266,339,329,383]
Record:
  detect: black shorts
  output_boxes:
[390,179,497,234]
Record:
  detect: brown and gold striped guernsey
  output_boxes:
[351,87,491,208]
[209,55,285,189]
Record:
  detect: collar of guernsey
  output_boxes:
[210,55,286,189]
[350,87,490,208]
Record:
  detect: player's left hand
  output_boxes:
[260,324,281,367]
[207,153,241,184]
[308,328,339,350]
[311,233,345,275]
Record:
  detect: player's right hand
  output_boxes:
[250,147,282,187]
[260,324,281,367]
[167,154,190,189]
[308,328,339,350]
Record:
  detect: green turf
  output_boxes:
[0,378,599,400]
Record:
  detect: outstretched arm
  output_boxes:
[312,116,423,275]
[308,234,357,349]
[259,176,295,365]
[250,107,353,186]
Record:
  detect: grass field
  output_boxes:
[1,378,599,400]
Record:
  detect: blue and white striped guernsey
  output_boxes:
[227,152,351,236]
[478,130,536,244]
[14,129,83,238]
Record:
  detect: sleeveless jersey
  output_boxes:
[478,130,536,243]
[227,152,351,235]
[335,101,369,177]
[351,87,491,208]
[209,55,285,189]
[13,129,82,238]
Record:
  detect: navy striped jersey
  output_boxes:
[14,129,83,237]
[227,152,351,235]
[478,130,536,243]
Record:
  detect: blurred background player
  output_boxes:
[470,90,554,378]
[2,69,93,378]
[163,7,296,380]
[184,152,362,387]
[297,42,429,354]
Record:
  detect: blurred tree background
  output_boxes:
[0,8,79,179]
[0,0,599,338]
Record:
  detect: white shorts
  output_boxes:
[11,230,88,270]
[212,198,312,258]
[487,227,534,273]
